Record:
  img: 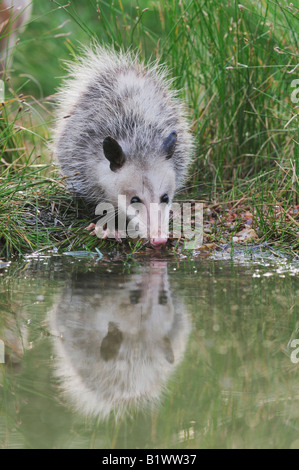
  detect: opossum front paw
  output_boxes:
[86,223,122,243]
[86,222,110,239]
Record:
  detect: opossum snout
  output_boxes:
[150,237,168,249]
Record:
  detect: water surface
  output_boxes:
[0,251,298,449]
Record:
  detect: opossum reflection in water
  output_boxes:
[52,45,194,248]
[48,262,191,420]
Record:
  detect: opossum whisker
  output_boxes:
[174,186,196,195]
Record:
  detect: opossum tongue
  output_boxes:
[150,238,168,249]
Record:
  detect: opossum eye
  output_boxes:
[103,136,126,172]
[130,196,141,204]
[160,194,169,204]
[162,130,177,160]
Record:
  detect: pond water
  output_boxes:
[0,250,298,449]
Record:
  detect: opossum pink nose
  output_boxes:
[150,238,168,248]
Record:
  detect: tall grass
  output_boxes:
[0,0,298,257]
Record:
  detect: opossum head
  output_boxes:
[102,131,177,248]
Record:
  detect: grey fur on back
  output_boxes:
[52,45,194,205]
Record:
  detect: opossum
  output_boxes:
[0,0,32,73]
[52,45,194,248]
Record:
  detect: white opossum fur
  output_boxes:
[52,45,194,246]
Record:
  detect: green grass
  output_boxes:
[0,0,298,258]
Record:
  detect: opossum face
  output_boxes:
[102,132,177,248]
[119,161,176,246]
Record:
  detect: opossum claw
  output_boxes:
[86,223,122,243]
[86,223,96,231]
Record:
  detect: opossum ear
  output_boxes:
[103,136,126,172]
[162,130,177,160]
[100,322,123,361]
[162,336,174,364]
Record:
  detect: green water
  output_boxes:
[0,251,298,449]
